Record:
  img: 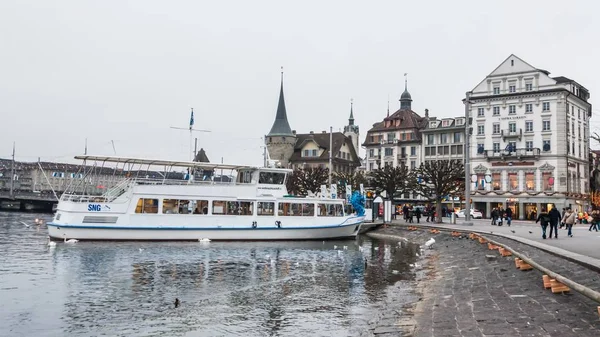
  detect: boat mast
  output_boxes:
[170,107,211,162]
[9,142,15,198]
[328,126,332,188]
[263,135,267,167]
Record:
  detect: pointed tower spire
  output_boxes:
[348,98,354,125]
[400,72,412,110]
[387,94,390,117]
[267,67,294,137]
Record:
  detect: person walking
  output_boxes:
[562,208,576,238]
[535,208,550,239]
[505,207,513,226]
[415,207,422,223]
[548,206,561,239]
[560,208,566,229]
[590,209,600,232]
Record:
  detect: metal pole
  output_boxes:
[328,126,332,187]
[263,135,267,167]
[194,138,198,161]
[9,142,15,198]
[463,93,473,225]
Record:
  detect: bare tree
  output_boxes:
[412,160,465,223]
[285,167,329,196]
[368,165,413,200]
[333,170,367,198]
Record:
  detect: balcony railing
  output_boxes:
[484,148,541,160]
[501,128,522,141]
[398,153,407,159]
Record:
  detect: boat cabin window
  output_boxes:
[237,170,254,184]
[317,203,344,217]
[212,201,226,215]
[135,198,158,214]
[278,202,315,216]
[226,201,254,215]
[162,199,191,214]
[212,201,254,215]
[259,172,285,185]
[192,200,209,214]
[257,202,275,216]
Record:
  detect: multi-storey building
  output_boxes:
[265,73,361,172]
[363,83,427,173]
[467,54,592,219]
[421,114,466,163]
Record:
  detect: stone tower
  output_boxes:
[343,99,360,155]
[266,71,296,168]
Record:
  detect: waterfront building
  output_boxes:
[421,114,466,163]
[265,74,361,172]
[466,54,592,219]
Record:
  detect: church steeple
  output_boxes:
[348,98,355,126]
[399,73,412,110]
[267,68,294,137]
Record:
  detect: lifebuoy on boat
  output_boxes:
[275,221,281,228]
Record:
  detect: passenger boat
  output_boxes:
[48,155,365,241]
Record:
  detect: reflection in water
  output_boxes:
[0,212,421,337]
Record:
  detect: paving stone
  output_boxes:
[367,226,600,337]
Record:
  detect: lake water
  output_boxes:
[0,212,422,337]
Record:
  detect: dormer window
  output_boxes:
[442,120,450,127]
[430,121,437,128]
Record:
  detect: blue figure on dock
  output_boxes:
[350,191,366,216]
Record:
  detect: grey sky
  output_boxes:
[1,0,599,167]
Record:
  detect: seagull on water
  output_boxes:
[424,238,435,249]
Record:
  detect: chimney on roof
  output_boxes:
[292,130,296,135]
[310,131,314,134]
[425,108,429,119]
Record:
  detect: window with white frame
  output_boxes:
[427,134,434,145]
[493,142,500,152]
[508,141,517,152]
[477,125,484,135]
[525,121,533,132]
[543,140,551,152]
[508,122,516,132]
[509,105,516,114]
[493,86,500,94]
[525,141,533,151]
[442,120,451,127]
[542,120,551,131]
[509,84,516,93]
[477,108,484,117]
[440,133,448,144]
[369,149,374,157]
[525,103,532,113]
[493,123,500,134]
[542,102,550,111]
[525,82,533,91]
[493,106,500,115]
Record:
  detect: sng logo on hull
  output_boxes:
[87,204,111,212]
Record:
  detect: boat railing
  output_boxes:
[133,177,234,186]
[61,178,134,203]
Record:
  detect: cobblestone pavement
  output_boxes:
[367,226,600,337]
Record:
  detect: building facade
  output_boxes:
[467,54,592,219]
[421,114,466,163]
[266,74,361,172]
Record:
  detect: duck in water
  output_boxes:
[174,298,180,308]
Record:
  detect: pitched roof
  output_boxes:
[553,76,573,84]
[288,132,360,165]
[194,148,210,163]
[367,108,426,132]
[267,74,294,137]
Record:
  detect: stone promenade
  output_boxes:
[367,226,600,336]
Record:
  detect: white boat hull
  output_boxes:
[47,217,364,241]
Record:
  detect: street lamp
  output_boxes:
[463,93,473,226]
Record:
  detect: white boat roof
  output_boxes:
[74,155,292,172]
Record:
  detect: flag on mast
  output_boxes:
[189,108,194,130]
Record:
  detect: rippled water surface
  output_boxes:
[0,212,421,337]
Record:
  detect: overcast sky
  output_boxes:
[1,0,599,167]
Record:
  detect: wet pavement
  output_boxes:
[367,226,600,337]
